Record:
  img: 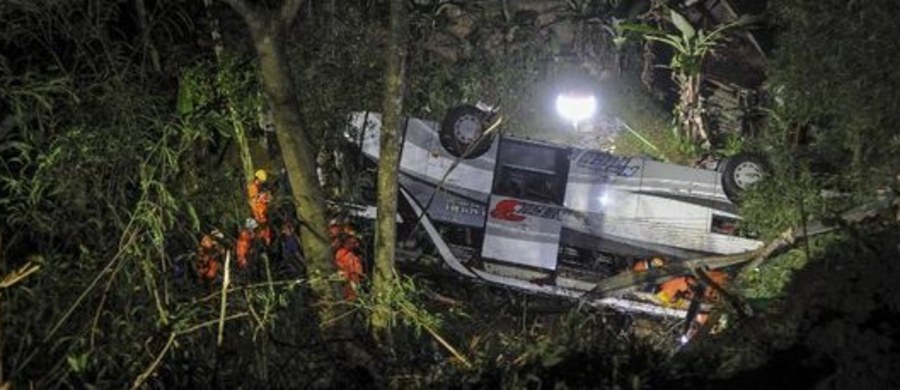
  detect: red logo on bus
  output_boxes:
[490,199,525,221]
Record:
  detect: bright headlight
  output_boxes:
[556,93,597,124]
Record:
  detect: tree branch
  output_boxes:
[586,249,759,299]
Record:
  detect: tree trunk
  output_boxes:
[253,29,345,325]
[370,0,408,344]
[678,73,710,150]
[221,0,345,332]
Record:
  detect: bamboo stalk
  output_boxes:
[130,332,176,390]
[181,312,249,335]
[130,312,250,388]
[398,304,472,369]
[0,262,41,289]
[217,251,232,347]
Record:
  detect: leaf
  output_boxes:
[670,10,696,41]
[645,35,687,54]
[186,204,201,232]
[66,352,89,373]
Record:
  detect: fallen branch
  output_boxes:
[585,249,760,299]
[736,227,795,279]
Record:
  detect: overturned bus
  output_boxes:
[345,106,766,318]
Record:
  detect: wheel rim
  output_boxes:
[733,161,763,189]
[453,114,481,144]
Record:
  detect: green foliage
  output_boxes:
[738,248,808,301]
[354,275,447,338]
[0,1,291,387]
[767,0,900,192]
[6,0,898,387]
[621,9,757,151]
[622,10,752,78]
[737,155,822,240]
[690,2,900,385]
[676,224,900,388]
[434,306,667,389]
[717,131,745,157]
[740,0,900,271]
[405,13,556,138]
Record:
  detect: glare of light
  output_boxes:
[679,335,690,345]
[556,93,597,124]
[598,193,610,207]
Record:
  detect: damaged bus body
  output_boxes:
[346,108,764,318]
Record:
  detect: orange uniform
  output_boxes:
[196,233,223,281]
[329,221,364,300]
[236,228,254,270]
[248,179,270,223]
[656,276,694,307]
[247,179,272,246]
[656,270,729,307]
[335,248,363,300]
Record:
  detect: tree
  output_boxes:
[370,0,408,343]
[219,0,344,331]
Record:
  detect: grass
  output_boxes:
[603,76,695,164]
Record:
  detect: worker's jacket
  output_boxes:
[196,234,223,281]
[247,180,271,225]
[329,222,363,299]
[236,228,253,269]
[656,270,728,308]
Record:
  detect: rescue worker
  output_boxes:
[630,256,667,293]
[248,169,273,246]
[280,219,300,259]
[654,270,730,344]
[632,256,666,272]
[236,218,256,270]
[633,256,727,305]
[196,230,225,282]
[329,219,364,300]
[656,276,695,308]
